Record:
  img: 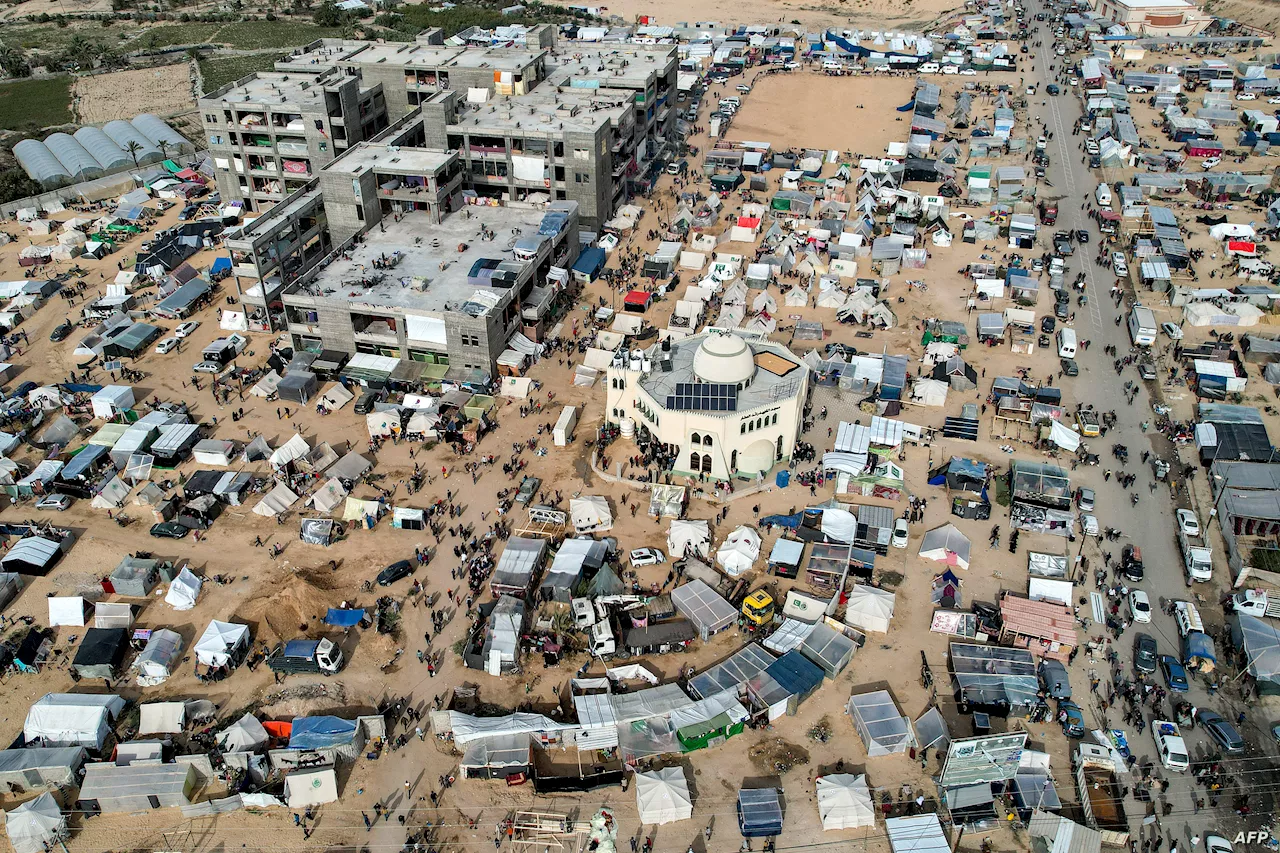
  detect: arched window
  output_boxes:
[771,413,778,425]
[701,453,712,472]
[776,435,784,461]
[703,436,712,448]
[740,423,746,435]
[691,433,701,445]
[730,449,738,471]
[757,417,764,430]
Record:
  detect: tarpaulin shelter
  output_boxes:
[277,371,317,405]
[289,716,357,750]
[300,518,339,545]
[48,596,88,627]
[886,815,950,853]
[569,496,613,533]
[1,537,63,576]
[164,567,202,610]
[737,788,784,837]
[950,642,1040,714]
[72,627,127,679]
[269,434,310,469]
[24,693,125,748]
[5,793,66,853]
[194,620,249,667]
[800,622,856,677]
[308,478,348,513]
[319,383,354,411]
[253,482,299,516]
[106,554,159,598]
[844,585,895,633]
[636,766,693,825]
[459,733,531,779]
[0,747,85,791]
[1231,613,1280,694]
[919,524,970,569]
[0,572,21,612]
[542,538,610,603]
[134,630,183,685]
[689,644,776,699]
[847,689,914,756]
[138,701,186,734]
[716,526,762,576]
[324,608,365,627]
[284,767,338,807]
[668,519,710,558]
[218,713,269,753]
[491,537,547,597]
[816,774,875,830]
[671,579,737,640]
[79,763,194,812]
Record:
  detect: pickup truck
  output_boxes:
[267,638,345,676]
[1232,588,1280,619]
[1053,232,1074,255]
[1075,743,1129,846]
[1152,720,1189,771]
[1178,528,1212,583]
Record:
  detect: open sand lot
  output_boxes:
[727,72,916,155]
[0,0,110,21]
[72,63,196,125]
[597,0,962,33]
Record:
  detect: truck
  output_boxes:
[1128,306,1158,346]
[1074,743,1129,847]
[1232,588,1280,619]
[267,638,344,676]
[1152,720,1190,771]
[1178,529,1213,583]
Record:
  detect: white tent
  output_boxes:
[219,713,269,753]
[24,694,125,749]
[910,378,949,406]
[90,385,134,419]
[192,439,236,466]
[93,602,133,629]
[91,475,131,509]
[5,793,65,853]
[569,496,613,533]
[319,383,354,411]
[47,596,86,627]
[284,767,338,807]
[253,482,299,516]
[716,526,761,576]
[138,701,186,734]
[635,766,693,825]
[194,620,249,667]
[269,434,310,469]
[308,478,349,513]
[1048,420,1081,452]
[816,774,875,830]
[164,567,202,610]
[668,519,710,558]
[134,630,183,686]
[250,370,281,397]
[843,585,896,633]
[918,523,971,570]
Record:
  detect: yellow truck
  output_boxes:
[741,590,776,629]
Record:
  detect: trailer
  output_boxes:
[553,406,578,447]
[1074,743,1129,847]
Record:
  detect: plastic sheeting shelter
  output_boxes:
[195,620,249,667]
[219,713,269,753]
[135,630,183,685]
[138,701,186,734]
[72,628,127,679]
[847,690,915,756]
[1233,613,1280,692]
[319,383,354,411]
[48,596,87,627]
[636,766,693,825]
[919,524,970,570]
[285,767,338,808]
[816,774,875,830]
[460,733,531,778]
[887,815,950,853]
[672,579,737,640]
[800,622,855,677]
[844,585,895,633]
[24,693,125,749]
[78,762,193,812]
[668,519,710,558]
[164,567,202,610]
[253,482,299,516]
[0,747,85,791]
[569,496,613,533]
[5,793,66,853]
[738,788,784,837]
[289,716,357,750]
[717,526,762,576]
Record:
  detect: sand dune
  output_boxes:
[601,0,963,32]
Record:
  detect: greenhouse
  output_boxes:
[132,114,192,153]
[73,127,132,171]
[44,133,104,182]
[103,120,163,165]
[13,139,71,189]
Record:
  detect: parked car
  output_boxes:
[891,518,909,548]
[1129,590,1152,624]
[1202,156,1222,169]
[174,321,200,339]
[155,337,179,354]
[1046,83,1060,95]
[1160,655,1190,692]
[377,560,414,586]
[1040,316,1056,333]
[178,204,199,221]
[959,67,977,76]
[1176,509,1200,537]
[150,522,189,539]
[1074,487,1095,511]
[1205,836,1234,853]
[36,494,72,511]
[1060,357,1078,377]
[354,389,386,415]
[1138,362,1157,381]
[735,84,752,93]
[1195,710,1245,753]
[630,548,666,567]
[1237,92,1257,100]
[515,475,540,504]
[192,360,223,374]
[1134,633,1158,674]
[1161,322,1184,340]
[1121,544,1144,582]
[49,321,73,342]
[1112,253,1128,276]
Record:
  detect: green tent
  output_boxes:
[162,159,182,174]
[677,711,744,752]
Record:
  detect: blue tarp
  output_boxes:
[324,608,365,627]
[572,247,606,279]
[210,257,232,274]
[60,384,103,394]
[764,650,824,699]
[288,716,358,750]
[59,443,109,481]
[1183,631,1217,665]
[761,512,802,529]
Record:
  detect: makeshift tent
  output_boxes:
[192,439,236,466]
[283,767,336,807]
[138,701,186,734]
[886,815,951,853]
[816,774,875,830]
[847,690,915,756]
[0,747,85,791]
[671,579,737,640]
[459,733,531,778]
[269,434,310,469]
[289,716,358,750]
[668,519,711,558]
[308,478,348,513]
[194,620,249,667]
[800,622,856,677]
[219,713,269,753]
[918,524,971,570]
[716,526,762,576]
[1,537,63,576]
[319,383,354,411]
[79,762,193,812]
[24,693,125,748]
[569,496,613,533]
[738,788,784,837]
[134,630,183,685]
[5,793,66,853]
[164,567,202,610]
[109,555,159,597]
[0,572,21,612]
[843,585,896,633]
[72,627,127,679]
[253,482,299,516]
[1233,613,1280,693]
[635,766,693,825]
[48,596,88,627]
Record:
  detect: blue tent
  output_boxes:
[289,716,358,750]
[115,205,145,221]
[765,650,824,702]
[737,788,783,837]
[210,257,232,275]
[572,247,606,281]
[324,608,365,627]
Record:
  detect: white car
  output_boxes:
[1080,514,1099,536]
[1205,835,1234,853]
[1237,92,1257,100]
[959,67,977,76]
[1201,156,1221,169]
[629,547,666,567]
[1069,77,1078,86]
[1161,322,1184,340]
[155,337,179,354]
[1127,85,1149,93]
[1129,590,1153,624]
[1176,509,1201,537]
[1270,97,1280,105]
[1111,253,1128,276]
[1056,46,1066,56]
[891,518,909,548]
[941,65,958,75]
[174,321,200,339]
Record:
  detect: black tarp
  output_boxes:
[71,628,127,678]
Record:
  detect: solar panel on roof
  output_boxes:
[665,382,738,412]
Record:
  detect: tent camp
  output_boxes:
[284,766,338,807]
[635,766,693,825]
[716,526,762,576]
[24,693,125,749]
[843,585,896,633]
[569,496,613,533]
[847,690,915,757]
[671,579,737,640]
[194,620,249,668]
[668,519,710,559]
[5,793,66,853]
[816,774,875,830]
[918,524,971,570]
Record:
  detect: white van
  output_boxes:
[822,60,844,72]
[1095,183,1112,207]
[1173,600,1204,637]
[719,96,741,108]
[919,62,941,74]
[1128,305,1157,346]
[1056,327,1077,358]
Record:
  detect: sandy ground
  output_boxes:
[595,0,962,32]
[727,72,917,154]
[72,64,196,125]
[0,0,110,21]
[1,52,1277,852]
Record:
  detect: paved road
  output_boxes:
[1028,10,1273,848]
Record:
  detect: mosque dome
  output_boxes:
[692,332,754,385]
